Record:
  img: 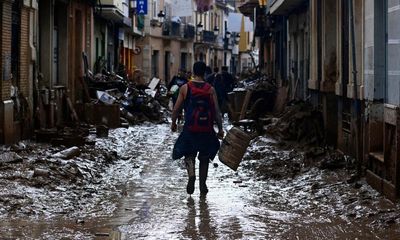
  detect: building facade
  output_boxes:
[250,0,400,200]
[0,0,144,143]
[134,0,195,84]
[0,0,37,144]
[363,0,400,201]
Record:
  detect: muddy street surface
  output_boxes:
[0,123,400,239]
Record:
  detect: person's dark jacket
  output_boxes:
[220,71,234,93]
[206,73,218,86]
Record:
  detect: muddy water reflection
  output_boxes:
[0,123,399,239]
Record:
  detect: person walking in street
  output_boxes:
[221,66,235,93]
[171,61,224,196]
[213,66,234,116]
[206,67,220,86]
[168,69,188,108]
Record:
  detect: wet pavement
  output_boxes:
[0,123,400,239]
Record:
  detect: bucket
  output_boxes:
[218,127,252,171]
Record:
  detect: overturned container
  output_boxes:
[218,127,252,171]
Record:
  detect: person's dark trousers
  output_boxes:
[185,156,196,194]
[199,158,209,195]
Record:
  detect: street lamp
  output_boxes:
[157,10,166,24]
[235,33,240,43]
[225,31,231,39]
[197,22,203,34]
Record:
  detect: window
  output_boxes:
[152,0,157,19]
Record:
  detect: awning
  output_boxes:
[269,0,307,15]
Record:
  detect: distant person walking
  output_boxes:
[213,66,234,115]
[206,67,220,86]
[168,69,188,108]
[171,61,224,195]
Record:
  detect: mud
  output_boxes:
[0,124,399,239]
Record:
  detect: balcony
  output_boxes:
[238,0,259,18]
[202,30,216,43]
[162,21,172,37]
[162,21,181,37]
[97,0,125,22]
[162,22,196,40]
[171,22,181,37]
[269,0,308,15]
[184,25,195,39]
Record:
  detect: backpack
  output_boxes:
[185,81,215,133]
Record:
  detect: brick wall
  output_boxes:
[19,7,30,98]
[1,0,12,101]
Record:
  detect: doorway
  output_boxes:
[165,51,171,82]
[152,50,159,78]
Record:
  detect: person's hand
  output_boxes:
[217,129,224,140]
[171,122,178,132]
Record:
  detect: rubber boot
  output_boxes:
[199,158,209,195]
[185,156,196,194]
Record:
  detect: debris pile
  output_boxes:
[35,126,93,147]
[228,73,277,122]
[264,101,324,145]
[0,140,120,217]
[243,136,354,181]
[237,73,277,92]
[86,74,169,126]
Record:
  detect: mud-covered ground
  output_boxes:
[0,123,399,239]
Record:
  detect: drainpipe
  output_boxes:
[349,0,361,173]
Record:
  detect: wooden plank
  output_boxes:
[366,170,383,193]
[369,152,384,163]
[79,76,91,102]
[65,93,79,123]
[274,86,288,113]
[239,90,253,120]
[383,179,397,203]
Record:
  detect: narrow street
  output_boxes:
[0,123,399,239]
[2,0,400,239]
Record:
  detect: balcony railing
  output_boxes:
[184,25,195,39]
[162,21,181,37]
[162,21,196,40]
[171,22,181,37]
[162,21,172,36]
[202,30,215,43]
